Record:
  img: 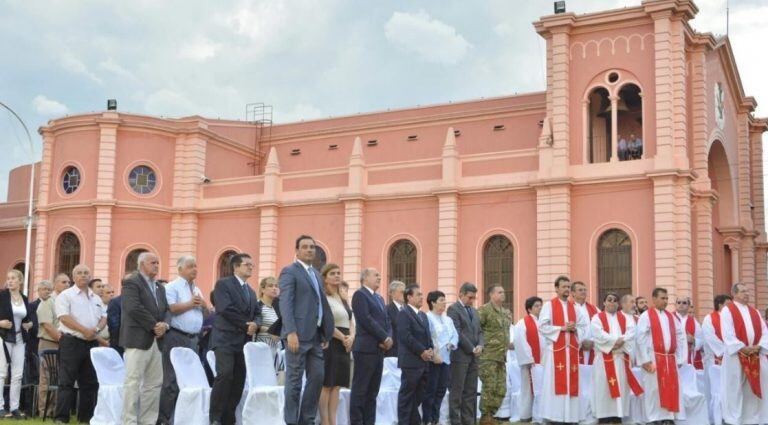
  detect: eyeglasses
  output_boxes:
[676,301,689,305]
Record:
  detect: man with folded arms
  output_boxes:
[538,275,589,424]
[590,292,643,423]
[635,287,687,423]
[720,283,768,424]
[674,296,704,370]
[513,296,543,422]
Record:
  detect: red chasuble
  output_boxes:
[648,308,680,412]
[711,311,723,365]
[580,303,599,365]
[677,313,704,369]
[726,303,763,398]
[597,312,644,398]
[524,314,541,364]
[551,297,579,396]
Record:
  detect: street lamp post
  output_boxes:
[0,101,36,296]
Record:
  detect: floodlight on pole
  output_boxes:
[0,101,36,296]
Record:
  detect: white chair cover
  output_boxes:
[381,357,401,390]
[89,347,125,425]
[676,364,708,425]
[171,347,211,425]
[626,367,646,425]
[579,364,597,424]
[337,388,351,425]
[531,364,544,423]
[494,350,521,421]
[708,364,722,425]
[242,342,284,424]
[206,350,216,376]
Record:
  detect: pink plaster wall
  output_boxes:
[45,208,95,279]
[276,203,345,272]
[568,24,657,164]
[197,210,261,295]
[109,209,171,288]
[456,190,537,317]
[6,163,39,203]
[48,129,99,203]
[113,130,175,206]
[362,198,438,296]
[570,180,655,300]
[0,230,34,276]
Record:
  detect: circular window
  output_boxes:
[62,166,81,194]
[607,72,620,83]
[128,165,157,195]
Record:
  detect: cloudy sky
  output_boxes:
[1,0,766,201]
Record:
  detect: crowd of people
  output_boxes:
[2,232,767,425]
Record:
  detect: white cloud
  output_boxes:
[384,10,472,65]
[60,52,102,85]
[143,89,198,117]
[99,57,140,83]
[32,95,69,116]
[179,36,221,61]
[280,103,324,123]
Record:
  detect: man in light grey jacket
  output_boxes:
[447,282,484,425]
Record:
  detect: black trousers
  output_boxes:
[54,335,98,423]
[158,329,198,423]
[209,347,246,425]
[398,365,428,425]
[349,351,384,425]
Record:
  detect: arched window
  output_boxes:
[55,232,80,278]
[388,239,417,285]
[597,229,632,307]
[483,235,514,312]
[218,250,238,279]
[312,245,327,271]
[587,87,611,163]
[125,248,148,276]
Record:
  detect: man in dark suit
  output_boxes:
[447,282,484,425]
[279,235,334,425]
[209,253,260,425]
[107,293,123,355]
[385,280,405,357]
[120,252,170,425]
[397,284,433,425]
[350,267,393,424]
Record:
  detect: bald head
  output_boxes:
[72,264,92,289]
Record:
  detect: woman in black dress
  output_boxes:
[318,263,355,425]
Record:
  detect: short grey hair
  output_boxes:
[177,255,196,270]
[388,280,405,295]
[53,273,70,283]
[732,282,746,295]
[137,251,156,268]
[620,294,634,304]
[677,295,692,306]
[37,280,52,290]
[360,267,377,283]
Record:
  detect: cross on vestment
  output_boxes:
[557,363,565,371]
[609,377,616,386]
[572,365,578,372]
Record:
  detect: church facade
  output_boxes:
[1,0,766,318]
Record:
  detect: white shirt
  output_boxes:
[701,312,725,361]
[513,314,544,366]
[166,276,204,334]
[393,300,403,311]
[408,304,420,315]
[55,285,106,339]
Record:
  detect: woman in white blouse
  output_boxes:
[422,290,458,425]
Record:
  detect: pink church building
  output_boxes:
[1,0,767,318]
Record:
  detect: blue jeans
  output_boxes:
[421,362,451,423]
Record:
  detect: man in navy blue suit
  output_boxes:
[350,268,393,424]
[208,253,261,425]
[397,284,434,425]
[279,235,335,425]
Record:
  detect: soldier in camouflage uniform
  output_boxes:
[478,285,512,425]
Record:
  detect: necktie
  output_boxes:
[465,306,472,321]
[148,281,158,306]
[375,293,386,311]
[241,283,249,301]
[307,266,323,326]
